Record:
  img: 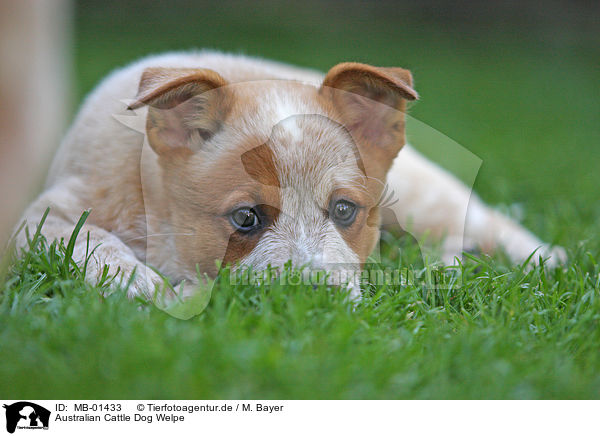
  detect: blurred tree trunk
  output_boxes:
[0,0,72,249]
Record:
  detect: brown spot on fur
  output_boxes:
[241,143,280,187]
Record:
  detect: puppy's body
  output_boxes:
[19,51,562,297]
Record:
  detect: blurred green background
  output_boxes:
[73,0,599,244]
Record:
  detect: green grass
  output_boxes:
[1,213,599,398]
[1,1,599,399]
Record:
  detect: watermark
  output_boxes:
[226,263,464,290]
[3,402,51,433]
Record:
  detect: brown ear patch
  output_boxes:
[322,62,417,103]
[128,67,232,155]
[320,62,418,179]
[129,67,229,110]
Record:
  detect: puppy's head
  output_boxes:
[131,62,417,286]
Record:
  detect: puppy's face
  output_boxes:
[131,63,417,283]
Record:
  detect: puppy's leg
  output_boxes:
[15,179,165,298]
[463,196,567,265]
[385,146,565,265]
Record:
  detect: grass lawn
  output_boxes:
[1,1,599,399]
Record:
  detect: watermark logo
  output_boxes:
[3,402,50,433]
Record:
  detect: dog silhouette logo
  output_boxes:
[3,402,50,433]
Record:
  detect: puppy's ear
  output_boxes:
[320,62,417,175]
[129,67,231,156]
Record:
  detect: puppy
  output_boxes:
[17,51,564,301]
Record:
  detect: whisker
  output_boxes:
[123,232,194,243]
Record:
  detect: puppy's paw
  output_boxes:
[80,247,167,299]
[89,259,167,299]
[507,244,567,270]
[121,264,167,300]
[536,244,567,268]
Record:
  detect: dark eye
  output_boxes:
[330,200,357,226]
[230,207,260,232]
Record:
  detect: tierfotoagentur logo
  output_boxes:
[3,402,50,433]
